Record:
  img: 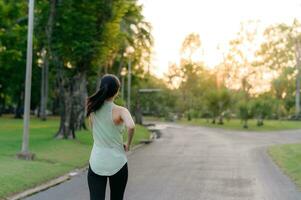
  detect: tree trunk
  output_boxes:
[72,72,88,130]
[218,115,224,125]
[218,118,223,125]
[256,115,264,126]
[55,69,87,139]
[187,112,191,121]
[41,50,49,120]
[117,56,124,78]
[295,41,301,116]
[0,96,3,116]
[135,92,143,125]
[40,48,47,120]
[243,119,248,129]
[40,0,56,121]
[0,95,5,116]
[257,118,260,126]
[55,73,75,139]
[56,90,74,139]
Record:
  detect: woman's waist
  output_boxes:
[91,143,125,155]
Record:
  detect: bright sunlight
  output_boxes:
[139,0,301,77]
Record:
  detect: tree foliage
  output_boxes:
[0,1,40,117]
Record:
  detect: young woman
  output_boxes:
[86,74,135,200]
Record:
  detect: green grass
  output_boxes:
[178,118,301,131]
[268,143,301,190]
[0,116,150,199]
[124,125,151,144]
[143,116,166,122]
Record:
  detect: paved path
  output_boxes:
[24,123,301,200]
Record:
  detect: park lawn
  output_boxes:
[179,118,301,131]
[0,116,150,199]
[268,143,301,190]
[123,124,150,143]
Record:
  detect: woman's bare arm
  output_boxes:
[120,107,135,151]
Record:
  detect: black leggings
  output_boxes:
[87,163,128,200]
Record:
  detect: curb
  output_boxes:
[6,166,88,200]
[126,125,157,156]
[6,125,159,200]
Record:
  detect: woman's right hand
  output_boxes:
[123,144,130,152]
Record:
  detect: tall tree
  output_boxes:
[179,34,204,119]
[256,19,301,116]
[36,0,57,121]
[50,1,116,138]
[180,33,202,63]
[36,0,152,138]
[223,21,264,96]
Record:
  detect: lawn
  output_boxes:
[0,116,150,199]
[179,118,301,131]
[268,143,301,190]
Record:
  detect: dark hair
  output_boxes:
[86,74,120,117]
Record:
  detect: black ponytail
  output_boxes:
[86,74,120,117]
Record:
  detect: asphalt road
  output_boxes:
[24,123,301,200]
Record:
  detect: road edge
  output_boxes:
[5,166,88,200]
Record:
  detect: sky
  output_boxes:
[138,0,301,77]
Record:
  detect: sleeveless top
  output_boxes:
[89,100,127,176]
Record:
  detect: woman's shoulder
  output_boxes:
[113,104,128,113]
[113,104,128,115]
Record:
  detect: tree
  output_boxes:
[35,0,57,121]
[223,21,263,95]
[270,67,295,118]
[238,101,253,129]
[205,88,232,124]
[103,2,153,115]
[0,1,40,117]
[172,33,206,120]
[250,97,271,126]
[180,33,202,62]
[35,0,153,139]
[205,90,219,124]
[256,20,301,117]
[47,1,118,138]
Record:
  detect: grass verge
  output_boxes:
[0,116,150,199]
[179,118,301,131]
[268,143,301,190]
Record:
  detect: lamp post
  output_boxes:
[17,0,35,160]
[291,20,301,116]
[124,46,135,112]
[127,58,131,111]
[120,67,127,101]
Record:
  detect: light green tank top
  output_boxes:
[89,100,127,176]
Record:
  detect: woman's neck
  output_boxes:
[105,97,114,102]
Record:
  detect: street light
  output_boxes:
[291,20,301,116]
[120,67,127,101]
[17,0,35,160]
[124,46,135,112]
